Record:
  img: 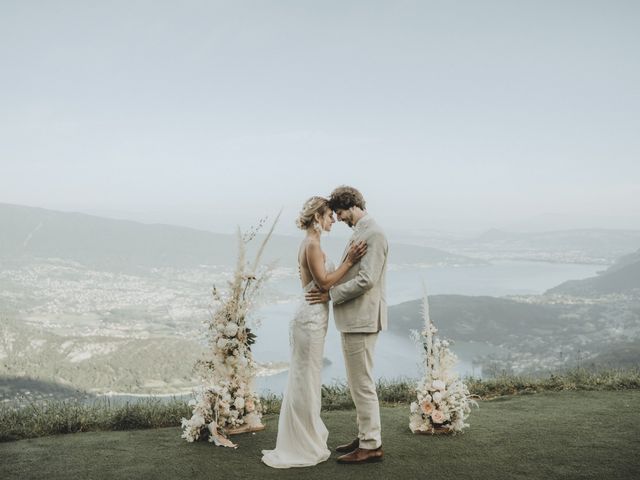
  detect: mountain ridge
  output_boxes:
[0,202,480,270]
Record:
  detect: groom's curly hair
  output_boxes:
[328,186,366,211]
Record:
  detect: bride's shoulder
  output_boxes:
[299,237,323,260]
[299,237,317,252]
[302,237,322,251]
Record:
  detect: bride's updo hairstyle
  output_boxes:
[296,196,330,230]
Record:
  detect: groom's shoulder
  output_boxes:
[367,216,385,233]
[363,219,387,242]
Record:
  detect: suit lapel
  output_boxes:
[340,215,372,263]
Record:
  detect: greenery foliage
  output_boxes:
[3,367,638,442]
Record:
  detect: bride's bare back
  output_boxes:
[297,238,325,288]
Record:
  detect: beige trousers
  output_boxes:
[340,332,382,449]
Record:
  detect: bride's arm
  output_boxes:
[306,240,367,291]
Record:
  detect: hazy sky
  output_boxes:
[1,0,639,235]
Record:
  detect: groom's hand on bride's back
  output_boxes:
[305,288,330,305]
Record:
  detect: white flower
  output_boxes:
[452,418,465,431]
[432,379,446,391]
[224,323,239,337]
[181,429,196,442]
[409,415,431,432]
[218,400,230,414]
[234,397,245,410]
[216,338,228,349]
[410,402,419,414]
[191,414,205,428]
[433,391,443,403]
[245,411,262,428]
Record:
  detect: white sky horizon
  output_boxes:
[1,1,639,235]
[4,199,639,239]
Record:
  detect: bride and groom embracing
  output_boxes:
[261,185,389,468]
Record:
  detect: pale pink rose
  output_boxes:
[245,399,255,412]
[431,409,446,424]
[420,400,434,415]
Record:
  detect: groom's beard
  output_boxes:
[344,215,355,228]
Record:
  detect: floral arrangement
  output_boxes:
[409,289,477,434]
[181,214,280,448]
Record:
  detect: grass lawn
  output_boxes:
[2,390,639,480]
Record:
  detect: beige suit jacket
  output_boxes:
[330,214,388,333]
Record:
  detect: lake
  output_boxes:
[250,260,602,394]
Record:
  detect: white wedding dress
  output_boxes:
[261,261,334,468]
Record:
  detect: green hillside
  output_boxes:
[547,249,640,295]
[0,318,203,395]
[388,295,562,342]
[387,293,639,372]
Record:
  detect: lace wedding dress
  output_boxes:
[261,261,334,468]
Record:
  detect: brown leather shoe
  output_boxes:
[337,446,384,464]
[335,438,359,453]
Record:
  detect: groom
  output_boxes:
[306,185,388,464]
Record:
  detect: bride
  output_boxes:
[261,196,367,468]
